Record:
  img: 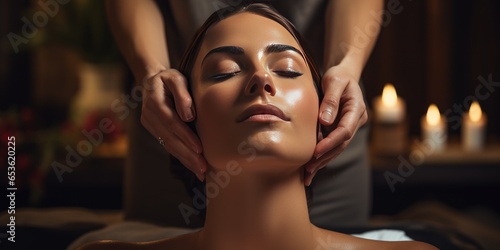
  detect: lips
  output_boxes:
[236,104,290,123]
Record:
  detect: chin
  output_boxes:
[204,145,315,174]
[230,131,315,170]
[201,129,316,171]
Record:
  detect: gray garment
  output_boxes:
[309,125,371,227]
[124,0,370,228]
[165,0,327,70]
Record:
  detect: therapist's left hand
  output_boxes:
[304,65,368,186]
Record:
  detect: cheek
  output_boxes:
[285,87,319,128]
[194,85,233,136]
[284,85,319,154]
[193,84,241,165]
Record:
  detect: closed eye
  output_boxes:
[211,71,241,81]
[274,70,303,79]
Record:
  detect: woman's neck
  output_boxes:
[198,167,320,250]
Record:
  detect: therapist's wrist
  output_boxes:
[136,63,169,86]
[328,61,363,82]
[326,53,364,79]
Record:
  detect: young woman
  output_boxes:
[81,4,437,250]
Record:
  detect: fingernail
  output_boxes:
[315,152,324,159]
[199,158,207,174]
[197,173,205,182]
[320,110,333,123]
[191,144,201,154]
[306,166,314,173]
[184,107,194,121]
[305,178,311,186]
[191,105,196,117]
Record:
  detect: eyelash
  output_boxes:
[274,70,303,78]
[211,71,241,81]
[211,70,303,81]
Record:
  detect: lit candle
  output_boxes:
[462,101,487,151]
[421,104,447,152]
[373,84,406,123]
[372,83,408,156]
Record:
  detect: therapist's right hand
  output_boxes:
[140,68,207,181]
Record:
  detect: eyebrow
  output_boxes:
[265,44,304,58]
[201,44,304,65]
[202,46,244,65]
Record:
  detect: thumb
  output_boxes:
[319,75,346,126]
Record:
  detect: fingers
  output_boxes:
[158,69,196,122]
[304,162,322,186]
[142,107,207,181]
[142,79,202,152]
[306,72,368,185]
[314,123,352,159]
[304,106,367,185]
[165,139,207,182]
[141,69,207,180]
[314,105,366,159]
[164,138,207,182]
[305,141,344,173]
[316,80,367,157]
[303,145,343,186]
[319,73,348,126]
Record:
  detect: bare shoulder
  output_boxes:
[77,231,201,250]
[314,227,439,250]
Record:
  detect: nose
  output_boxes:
[244,70,276,96]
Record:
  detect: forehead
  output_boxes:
[199,12,302,55]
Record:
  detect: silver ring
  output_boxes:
[158,137,165,146]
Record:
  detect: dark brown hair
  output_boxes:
[178,3,322,95]
[172,3,320,225]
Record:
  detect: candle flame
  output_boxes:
[382,84,397,107]
[469,101,482,122]
[426,104,441,126]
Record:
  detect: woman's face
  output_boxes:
[191,13,319,172]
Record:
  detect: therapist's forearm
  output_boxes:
[324,0,384,77]
[106,0,170,82]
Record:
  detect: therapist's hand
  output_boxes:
[304,65,368,186]
[141,68,207,181]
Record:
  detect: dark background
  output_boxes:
[363,0,500,139]
[1,0,499,214]
[2,1,499,138]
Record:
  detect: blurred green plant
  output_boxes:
[30,0,121,63]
